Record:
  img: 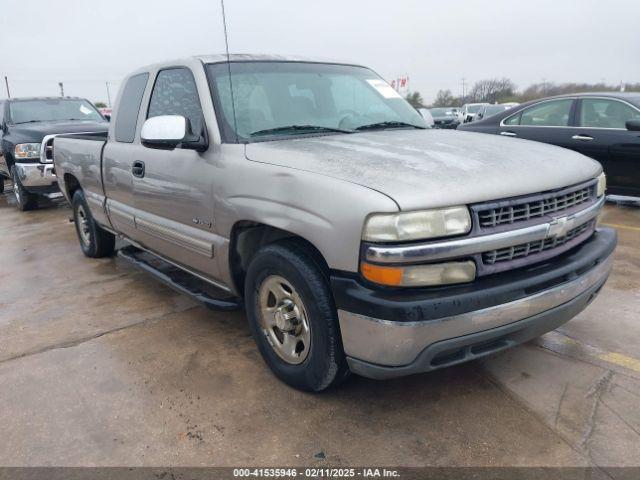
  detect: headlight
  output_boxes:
[361,260,476,287]
[596,172,606,197]
[14,143,41,159]
[362,206,471,242]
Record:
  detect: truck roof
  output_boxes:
[129,54,365,76]
[7,96,87,102]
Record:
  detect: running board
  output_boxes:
[117,246,241,311]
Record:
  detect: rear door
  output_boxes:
[131,66,222,280]
[571,97,640,196]
[103,72,150,239]
[497,98,577,150]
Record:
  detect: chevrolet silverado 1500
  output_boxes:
[53,55,616,391]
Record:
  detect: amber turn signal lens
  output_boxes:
[361,262,403,286]
[361,260,476,287]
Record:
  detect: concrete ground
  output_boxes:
[0,181,639,469]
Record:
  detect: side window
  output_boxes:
[579,98,640,129]
[519,99,573,127]
[504,112,521,125]
[114,73,149,143]
[148,68,204,135]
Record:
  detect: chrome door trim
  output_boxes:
[500,96,640,130]
[106,199,136,228]
[135,216,214,258]
[500,97,577,128]
[364,196,605,264]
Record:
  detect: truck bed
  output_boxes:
[53,134,109,225]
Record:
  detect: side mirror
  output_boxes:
[141,115,207,151]
[103,114,111,122]
[626,120,640,131]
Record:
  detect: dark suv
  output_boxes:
[0,97,108,210]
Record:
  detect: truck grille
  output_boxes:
[476,182,595,229]
[482,220,594,265]
[43,138,54,162]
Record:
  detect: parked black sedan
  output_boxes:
[428,107,460,129]
[458,93,640,197]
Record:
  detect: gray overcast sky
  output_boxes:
[1,0,639,105]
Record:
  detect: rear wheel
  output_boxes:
[244,240,350,391]
[10,166,38,211]
[72,190,115,258]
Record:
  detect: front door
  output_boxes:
[571,97,640,197]
[132,67,223,281]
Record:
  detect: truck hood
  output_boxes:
[8,120,109,143]
[244,129,602,210]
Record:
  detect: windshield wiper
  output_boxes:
[14,120,43,125]
[355,121,426,131]
[249,125,353,137]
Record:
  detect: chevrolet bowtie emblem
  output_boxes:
[547,215,575,238]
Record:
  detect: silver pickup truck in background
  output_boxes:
[53,55,616,391]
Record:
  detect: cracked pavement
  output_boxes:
[1,184,639,469]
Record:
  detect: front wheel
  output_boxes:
[244,240,350,392]
[10,166,38,211]
[72,190,115,258]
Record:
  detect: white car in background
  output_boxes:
[459,103,490,123]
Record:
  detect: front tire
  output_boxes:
[244,240,349,392]
[72,190,115,258]
[10,166,38,211]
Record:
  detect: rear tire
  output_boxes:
[10,166,38,211]
[244,240,350,392]
[72,190,115,258]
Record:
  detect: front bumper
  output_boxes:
[332,228,616,379]
[14,162,58,190]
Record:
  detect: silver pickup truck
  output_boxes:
[53,55,616,391]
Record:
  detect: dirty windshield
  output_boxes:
[9,99,104,124]
[206,62,426,142]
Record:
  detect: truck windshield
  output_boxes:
[206,62,426,142]
[9,99,104,124]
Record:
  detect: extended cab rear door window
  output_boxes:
[115,73,150,143]
[147,68,204,135]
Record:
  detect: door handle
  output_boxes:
[500,131,517,137]
[572,134,594,141]
[131,160,145,178]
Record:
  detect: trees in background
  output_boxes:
[433,89,456,107]
[405,91,424,108]
[94,101,107,108]
[423,80,639,107]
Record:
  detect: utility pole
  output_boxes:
[3,76,10,98]
[461,77,466,104]
[542,78,547,96]
[58,82,64,97]
[105,82,112,107]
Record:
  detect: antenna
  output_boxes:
[220,0,239,141]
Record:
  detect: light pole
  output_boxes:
[105,82,112,108]
[3,76,10,98]
[58,82,65,97]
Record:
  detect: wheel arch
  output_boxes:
[228,221,331,297]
